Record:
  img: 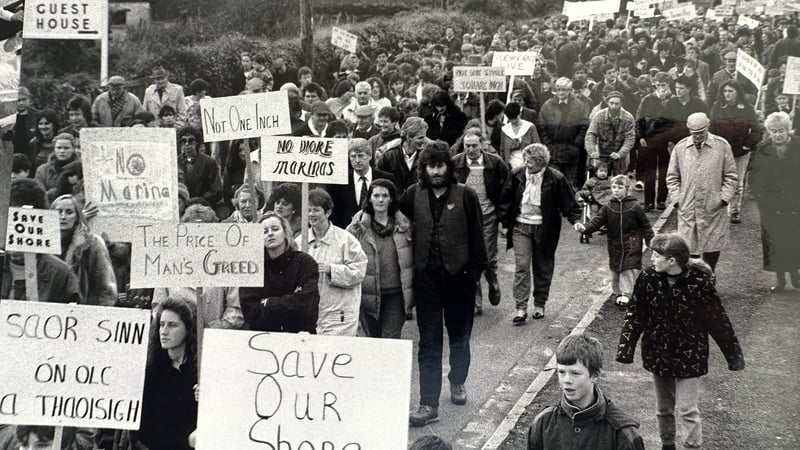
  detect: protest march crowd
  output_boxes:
[1,1,800,449]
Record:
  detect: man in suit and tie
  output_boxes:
[329,138,396,228]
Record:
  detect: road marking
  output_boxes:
[478,205,675,449]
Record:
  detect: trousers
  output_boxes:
[653,374,702,448]
[512,223,556,310]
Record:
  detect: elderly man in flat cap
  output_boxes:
[666,112,738,273]
[142,66,187,122]
[91,76,143,127]
[585,90,636,176]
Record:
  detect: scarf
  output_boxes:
[110,93,126,120]
[370,216,394,238]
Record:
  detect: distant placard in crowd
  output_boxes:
[452,66,506,92]
[737,15,760,29]
[199,91,292,143]
[129,223,264,288]
[562,0,618,22]
[736,48,766,91]
[81,128,179,242]
[195,331,412,450]
[715,5,735,16]
[23,0,108,40]
[0,300,150,429]
[5,207,60,255]
[331,27,358,54]
[492,52,539,76]
[783,56,800,95]
[661,3,697,19]
[260,136,349,185]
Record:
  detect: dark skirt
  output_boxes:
[760,209,800,272]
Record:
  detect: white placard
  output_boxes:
[331,27,358,53]
[661,3,697,19]
[195,330,412,450]
[453,66,506,92]
[634,4,656,18]
[492,52,539,76]
[562,0,619,21]
[0,300,150,429]
[259,136,349,185]
[199,91,291,143]
[715,5,735,15]
[705,8,717,19]
[5,208,60,255]
[24,0,108,40]
[783,56,800,94]
[81,128,179,242]
[736,48,766,90]
[722,0,737,5]
[129,223,264,288]
[737,15,760,28]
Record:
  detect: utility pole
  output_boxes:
[299,0,314,69]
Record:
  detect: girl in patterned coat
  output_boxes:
[616,233,745,450]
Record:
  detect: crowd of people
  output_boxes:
[1,7,800,450]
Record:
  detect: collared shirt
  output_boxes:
[404,150,417,170]
[353,167,373,204]
[308,120,326,137]
[518,169,544,224]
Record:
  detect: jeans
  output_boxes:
[729,152,750,214]
[512,223,556,310]
[414,268,477,407]
[611,268,640,296]
[475,212,499,308]
[653,374,702,448]
[379,288,405,339]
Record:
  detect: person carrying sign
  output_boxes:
[400,141,488,426]
[585,91,636,177]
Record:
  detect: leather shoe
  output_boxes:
[450,383,467,405]
[488,284,501,306]
[656,202,667,210]
[474,305,483,316]
[409,405,439,427]
[512,309,527,325]
[791,271,800,289]
[643,203,655,212]
[730,212,741,224]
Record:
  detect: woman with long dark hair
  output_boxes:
[425,90,468,146]
[28,108,60,174]
[136,297,198,450]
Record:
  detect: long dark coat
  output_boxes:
[581,195,654,271]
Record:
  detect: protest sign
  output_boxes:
[562,0,618,22]
[492,52,539,76]
[196,330,412,450]
[0,300,150,429]
[737,15,760,29]
[129,222,264,288]
[81,128,179,242]
[331,27,358,53]
[715,5,735,15]
[23,0,108,40]
[705,8,716,19]
[199,91,291,142]
[453,66,506,92]
[736,48,766,91]
[260,136,349,185]
[661,3,697,19]
[783,56,800,94]
[5,208,60,255]
[722,0,737,5]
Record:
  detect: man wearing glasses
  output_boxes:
[91,76,143,127]
[177,126,222,210]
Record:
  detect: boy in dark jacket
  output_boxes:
[528,334,644,450]
[617,233,745,450]
[575,175,653,307]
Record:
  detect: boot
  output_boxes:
[771,272,787,292]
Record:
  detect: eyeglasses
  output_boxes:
[179,138,197,145]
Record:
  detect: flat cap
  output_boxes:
[606,90,625,101]
[354,104,376,116]
[310,101,332,115]
[724,51,737,60]
[107,76,126,86]
[686,112,710,131]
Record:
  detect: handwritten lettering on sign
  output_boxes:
[200,91,291,143]
[783,56,800,94]
[0,301,150,429]
[129,223,264,288]
[260,136,349,185]
[452,66,506,92]
[81,128,179,242]
[5,208,60,255]
[331,27,358,54]
[24,0,108,40]
[736,48,766,90]
[492,52,539,76]
[196,331,412,450]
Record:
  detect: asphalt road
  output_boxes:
[401,202,671,448]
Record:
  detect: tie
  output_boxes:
[695,142,702,150]
[359,176,368,206]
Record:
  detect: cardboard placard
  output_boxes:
[129,223,264,288]
[736,48,766,90]
[562,0,619,21]
[0,300,150,429]
[715,5,735,15]
[783,56,800,95]
[81,128,179,242]
[661,3,697,19]
[5,208,61,255]
[331,27,358,53]
[737,15,760,29]
[195,331,412,450]
[453,66,506,92]
[259,136,349,185]
[492,52,539,76]
[23,0,108,40]
[199,91,292,143]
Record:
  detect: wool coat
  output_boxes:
[537,97,590,165]
[581,195,654,272]
[62,228,117,306]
